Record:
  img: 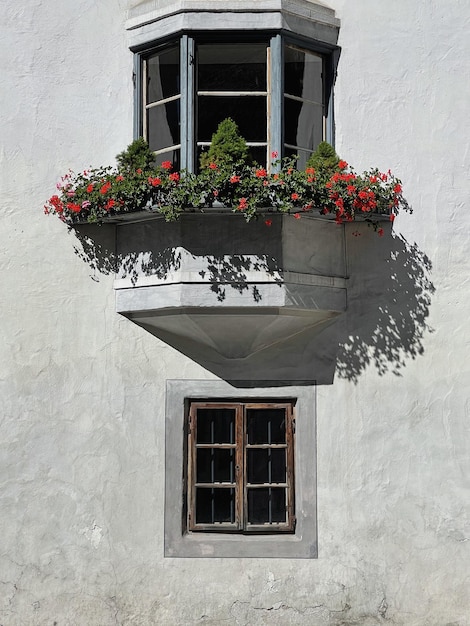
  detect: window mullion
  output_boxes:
[269,34,283,171]
[181,35,195,172]
[236,405,245,531]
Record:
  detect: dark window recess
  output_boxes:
[188,402,295,533]
[140,35,332,171]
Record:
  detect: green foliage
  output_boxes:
[306,141,340,173]
[199,118,251,168]
[116,137,156,172]
[45,140,410,231]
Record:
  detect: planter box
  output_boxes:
[113,211,348,380]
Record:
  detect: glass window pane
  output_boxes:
[197,96,266,143]
[247,409,286,444]
[247,449,286,484]
[197,448,235,483]
[147,46,180,103]
[198,43,267,91]
[153,149,180,171]
[247,488,287,524]
[196,408,236,444]
[284,46,323,102]
[147,100,181,153]
[197,145,267,169]
[284,97,323,152]
[196,487,235,524]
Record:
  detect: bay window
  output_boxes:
[136,34,336,170]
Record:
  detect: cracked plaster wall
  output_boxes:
[1,0,470,624]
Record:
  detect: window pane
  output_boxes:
[284,97,323,152]
[147,46,180,103]
[197,448,235,483]
[196,487,235,524]
[146,100,181,153]
[247,488,287,524]
[246,409,286,444]
[197,145,266,169]
[284,46,323,102]
[153,149,180,171]
[198,43,267,91]
[197,96,266,143]
[196,408,235,444]
[247,448,286,484]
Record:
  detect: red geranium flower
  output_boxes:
[162,161,172,170]
[100,181,111,194]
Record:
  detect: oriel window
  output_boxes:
[139,34,334,171]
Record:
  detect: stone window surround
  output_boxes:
[165,380,317,558]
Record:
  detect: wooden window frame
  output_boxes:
[187,401,295,534]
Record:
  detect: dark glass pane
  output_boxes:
[196,487,235,524]
[197,96,266,143]
[284,97,323,152]
[198,43,267,91]
[197,145,266,170]
[196,408,235,444]
[284,146,311,171]
[247,488,287,524]
[247,449,286,484]
[246,409,286,444]
[147,100,180,152]
[197,448,235,483]
[154,149,180,171]
[284,46,323,101]
[147,46,180,103]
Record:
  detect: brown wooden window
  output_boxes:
[187,401,295,533]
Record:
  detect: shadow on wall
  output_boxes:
[71,220,434,385]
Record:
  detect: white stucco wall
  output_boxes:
[1,1,469,624]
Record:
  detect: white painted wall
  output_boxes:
[1,0,469,624]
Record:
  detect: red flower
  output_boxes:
[338,160,348,169]
[265,219,272,227]
[148,176,161,187]
[255,168,267,178]
[66,202,81,213]
[169,172,179,182]
[161,161,172,170]
[136,168,142,174]
[100,181,111,194]
[213,190,219,197]
[115,175,124,182]
[230,175,240,184]
[238,198,248,211]
[305,167,315,175]
[209,163,218,170]
[291,193,299,201]
[86,183,94,193]
[106,199,116,210]
[393,183,402,194]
